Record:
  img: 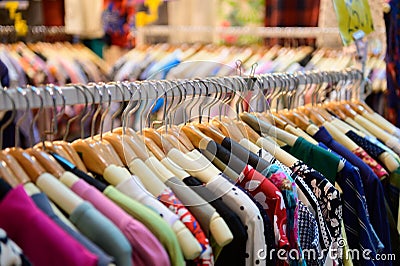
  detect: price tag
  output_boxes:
[332,0,374,45]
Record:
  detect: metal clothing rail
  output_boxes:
[135,25,386,46]
[0,69,362,112]
[0,26,66,36]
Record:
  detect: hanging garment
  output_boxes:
[157,186,213,265]
[282,136,341,184]
[70,178,170,266]
[103,185,185,266]
[290,162,342,261]
[68,201,133,266]
[182,176,248,266]
[31,192,115,266]
[205,173,267,266]
[313,126,393,258]
[0,184,98,266]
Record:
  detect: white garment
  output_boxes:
[116,177,180,227]
[206,174,266,266]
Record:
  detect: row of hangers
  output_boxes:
[0,67,396,259]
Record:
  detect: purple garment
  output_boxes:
[71,179,170,266]
[313,127,392,260]
[0,185,98,266]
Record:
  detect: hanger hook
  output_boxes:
[99,83,112,140]
[80,84,95,139]
[122,82,140,134]
[28,86,43,147]
[63,84,88,141]
[90,83,103,139]
[108,82,125,133]
[14,88,30,148]
[0,88,16,149]
[168,80,184,127]
[235,60,243,76]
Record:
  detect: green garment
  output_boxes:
[69,201,132,266]
[103,186,185,266]
[282,137,340,184]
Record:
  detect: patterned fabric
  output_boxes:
[318,143,385,260]
[345,131,386,159]
[259,148,333,253]
[237,165,289,250]
[157,187,213,265]
[0,228,31,266]
[297,202,320,266]
[233,184,276,266]
[352,147,389,180]
[262,165,301,258]
[290,161,343,259]
[206,174,267,266]
[102,0,136,48]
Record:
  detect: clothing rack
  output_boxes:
[135,25,386,46]
[0,69,362,112]
[0,26,66,36]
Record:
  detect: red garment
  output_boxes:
[0,185,98,266]
[353,147,389,179]
[158,187,213,266]
[237,165,289,249]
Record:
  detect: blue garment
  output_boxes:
[314,127,392,264]
[318,144,384,265]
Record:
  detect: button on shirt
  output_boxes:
[182,176,248,266]
[206,173,267,266]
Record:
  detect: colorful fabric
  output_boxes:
[103,0,136,48]
[318,143,385,261]
[345,130,386,159]
[158,187,213,265]
[260,148,332,253]
[290,161,343,260]
[0,185,98,266]
[237,165,289,250]
[297,202,320,266]
[353,147,389,180]
[206,174,267,266]
[262,165,301,256]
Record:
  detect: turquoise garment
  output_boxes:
[104,186,185,266]
[69,202,132,266]
[262,164,306,266]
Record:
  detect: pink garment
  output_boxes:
[0,185,98,266]
[71,179,170,266]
